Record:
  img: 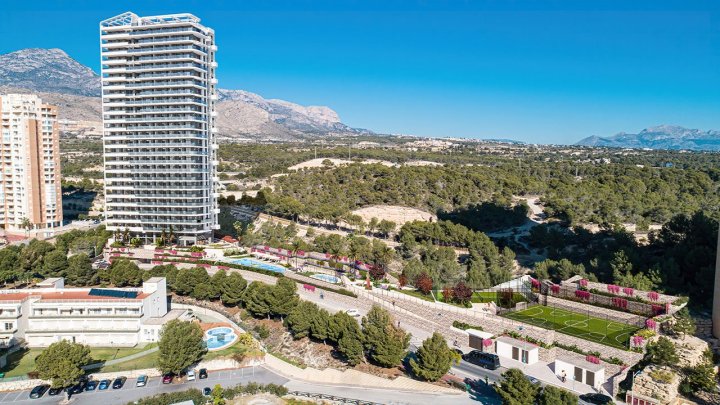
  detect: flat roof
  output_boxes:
[466,329,494,339]
[143,309,187,325]
[0,291,148,302]
[555,356,605,372]
[496,336,539,351]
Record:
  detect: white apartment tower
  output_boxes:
[100,12,219,246]
[0,94,63,231]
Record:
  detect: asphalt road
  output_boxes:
[3,366,285,405]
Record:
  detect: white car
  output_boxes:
[187,370,196,381]
[346,309,361,317]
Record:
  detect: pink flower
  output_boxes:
[646,319,657,330]
[647,292,659,301]
[585,355,600,364]
[551,284,560,294]
[622,287,634,296]
[483,339,493,347]
[579,279,588,288]
[632,335,645,346]
[607,284,620,294]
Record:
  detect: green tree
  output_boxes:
[35,340,91,388]
[242,282,273,318]
[267,278,298,319]
[42,249,68,277]
[670,308,696,338]
[362,305,410,368]
[158,320,207,374]
[410,332,459,381]
[646,337,679,366]
[174,267,211,296]
[219,272,247,306]
[328,312,365,365]
[104,259,143,287]
[495,368,541,405]
[65,254,96,286]
[681,358,718,394]
[284,301,318,339]
[466,259,491,289]
[309,307,331,343]
[537,386,578,405]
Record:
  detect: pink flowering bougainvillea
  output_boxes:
[483,339,493,347]
[632,335,645,347]
[586,355,600,364]
[551,284,560,294]
[531,278,541,289]
[622,287,634,296]
[575,290,591,300]
[607,284,621,294]
[579,279,588,288]
[647,291,659,301]
[611,297,628,309]
[651,304,665,316]
[646,319,657,330]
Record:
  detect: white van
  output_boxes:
[187,370,196,381]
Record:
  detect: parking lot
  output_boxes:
[1,366,287,404]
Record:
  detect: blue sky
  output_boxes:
[1,0,718,144]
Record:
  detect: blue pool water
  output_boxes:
[310,273,341,284]
[205,327,238,350]
[230,258,286,274]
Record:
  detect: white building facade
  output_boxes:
[0,94,63,231]
[0,277,183,348]
[100,12,219,246]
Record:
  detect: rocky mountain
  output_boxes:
[0,48,101,97]
[0,48,366,139]
[576,125,720,151]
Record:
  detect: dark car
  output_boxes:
[29,384,49,399]
[67,382,85,395]
[579,393,614,404]
[112,376,126,389]
[162,373,174,384]
[198,368,208,379]
[98,379,110,390]
[47,387,63,396]
[203,387,212,396]
[84,380,97,391]
[462,350,501,370]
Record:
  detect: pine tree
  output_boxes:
[35,340,91,388]
[362,305,410,368]
[466,259,491,289]
[284,301,317,339]
[646,337,679,367]
[220,272,247,306]
[268,278,298,319]
[537,386,577,405]
[309,307,331,343]
[410,332,458,381]
[158,320,206,374]
[495,368,540,405]
[329,312,365,365]
[242,282,273,318]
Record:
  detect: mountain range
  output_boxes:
[0,48,366,140]
[576,125,720,151]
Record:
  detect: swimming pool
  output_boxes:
[205,327,238,351]
[310,273,341,284]
[230,258,286,274]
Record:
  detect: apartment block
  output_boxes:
[100,12,220,246]
[0,94,63,231]
[0,277,188,347]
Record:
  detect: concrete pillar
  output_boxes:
[713,225,720,338]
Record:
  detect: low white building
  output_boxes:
[494,335,539,365]
[554,356,605,390]
[0,277,184,347]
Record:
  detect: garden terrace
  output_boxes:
[576,279,684,307]
[545,281,669,317]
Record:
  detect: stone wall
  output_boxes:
[544,295,646,328]
[550,283,662,317]
[583,280,678,305]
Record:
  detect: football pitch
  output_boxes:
[504,305,639,350]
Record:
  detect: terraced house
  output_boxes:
[100,12,220,246]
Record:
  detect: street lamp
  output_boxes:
[630,369,643,400]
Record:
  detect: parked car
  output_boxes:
[579,393,614,404]
[67,382,85,394]
[187,370,196,381]
[136,375,148,387]
[199,368,208,379]
[462,350,501,370]
[29,384,49,399]
[162,373,174,384]
[47,387,63,396]
[346,309,361,317]
[84,380,97,391]
[203,387,212,396]
[98,379,110,390]
[112,376,126,389]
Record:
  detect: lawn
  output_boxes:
[394,288,435,302]
[0,344,157,378]
[95,351,159,373]
[503,305,639,350]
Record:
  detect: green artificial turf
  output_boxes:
[504,305,639,350]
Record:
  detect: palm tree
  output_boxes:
[20,217,32,236]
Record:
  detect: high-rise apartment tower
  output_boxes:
[0,94,63,231]
[100,12,219,245]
